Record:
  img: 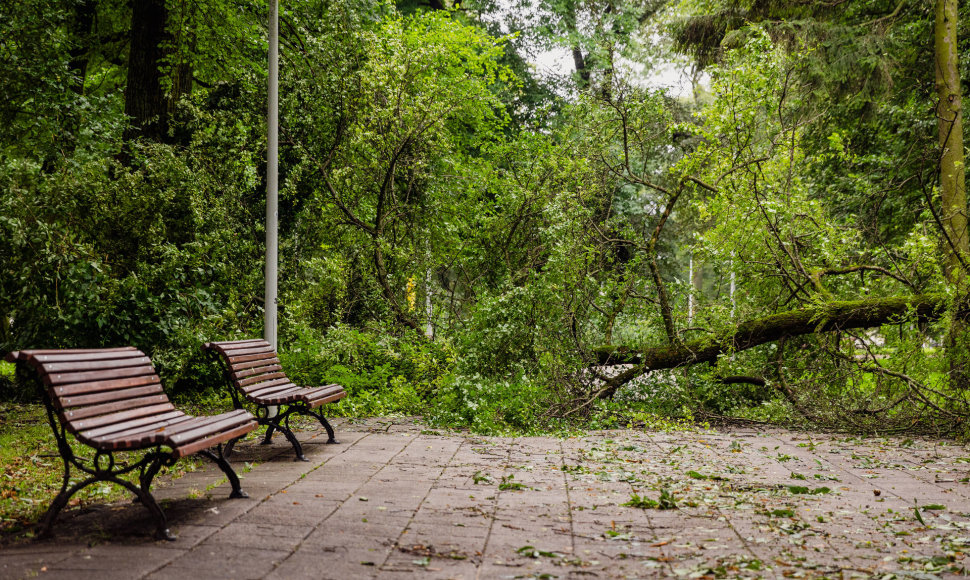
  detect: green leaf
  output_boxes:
[622,493,658,509]
[516,545,561,558]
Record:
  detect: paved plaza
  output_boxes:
[3,418,970,579]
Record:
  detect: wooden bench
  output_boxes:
[4,347,258,541]
[203,339,346,461]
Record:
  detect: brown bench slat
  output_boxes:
[283,386,345,406]
[79,410,188,440]
[233,365,283,379]
[244,381,298,395]
[226,352,279,365]
[53,375,161,397]
[304,385,348,404]
[241,377,291,393]
[218,345,275,357]
[230,356,280,372]
[85,424,185,450]
[95,410,252,450]
[42,356,153,373]
[173,422,256,458]
[156,411,251,439]
[217,340,272,350]
[247,385,302,401]
[7,348,138,362]
[61,393,171,421]
[56,384,165,410]
[31,350,146,363]
[304,392,347,406]
[233,364,283,380]
[249,382,346,406]
[262,391,317,405]
[167,411,254,447]
[208,339,266,349]
[45,365,156,387]
[110,415,212,439]
[71,402,178,432]
[237,372,287,388]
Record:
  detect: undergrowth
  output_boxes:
[0,403,206,537]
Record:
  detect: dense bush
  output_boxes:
[3,0,969,437]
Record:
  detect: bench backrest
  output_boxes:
[5,348,174,435]
[203,339,288,395]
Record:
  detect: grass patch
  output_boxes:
[0,403,130,534]
[0,402,206,537]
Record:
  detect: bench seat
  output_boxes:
[5,347,258,540]
[204,339,347,460]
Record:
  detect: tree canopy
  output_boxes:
[0,0,967,435]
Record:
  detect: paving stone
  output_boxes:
[40,545,182,579]
[0,550,79,580]
[144,547,290,580]
[9,420,970,579]
[262,548,382,580]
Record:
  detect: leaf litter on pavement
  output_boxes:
[553,427,970,578]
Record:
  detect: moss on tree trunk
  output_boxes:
[594,295,950,369]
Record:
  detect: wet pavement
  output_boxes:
[3,417,970,579]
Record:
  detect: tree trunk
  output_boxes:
[372,237,422,332]
[935,0,968,387]
[935,0,967,273]
[124,0,169,141]
[594,295,950,371]
[68,0,96,94]
[167,1,196,113]
[572,46,591,89]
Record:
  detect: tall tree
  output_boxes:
[935,0,968,386]
[123,0,196,141]
[124,0,169,141]
[936,0,967,278]
[68,0,96,94]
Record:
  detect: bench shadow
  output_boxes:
[0,437,298,549]
[0,494,247,548]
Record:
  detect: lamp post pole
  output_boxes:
[264,0,279,351]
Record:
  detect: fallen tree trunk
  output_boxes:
[593,295,951,370]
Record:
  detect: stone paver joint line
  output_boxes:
[3,418,970,579]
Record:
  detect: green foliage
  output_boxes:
[787,485,830,495]
[428,373,554,434]
[623,488,677,510]
[276,323,454,417]
[281,7,516,331]
[1,0,968,438]
[498,474,528,491]
[0,0,114,160]
[0,97,264,386]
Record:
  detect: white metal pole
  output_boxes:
[264,0,279,351]
[425,241,433,339]
[687,253,694,325]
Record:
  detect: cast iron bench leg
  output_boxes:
[261,424,276,445]
[196,445,249,498]
[280,426,308,461]
[262,407,308,461]
[308,409,340,444]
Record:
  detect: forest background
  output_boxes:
[1,0,968,437]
